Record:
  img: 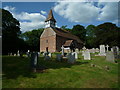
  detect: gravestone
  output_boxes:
[17,50,20,56]
[26,50,30,57]
[48,53,52,57]
[75,48,79,53]
[84,50,91,60]
[61,45,64,56]
[56,54,62,61]
[67,53,76,64]
[95,48,99,52]
[99,45,106,56]
[106,51,115,63]
[44,56,50,60]
[82,51,85,56]
[14,54,16,56]
[112,46,119,59]
[106,45,109,52]
[30,52,38,72]
[74,52,78,59]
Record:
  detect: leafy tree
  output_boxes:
[94,22,120,47]
[20,28,44,51]
[86,25,96,48]
[71,24,86,43]
[2,9,26,54]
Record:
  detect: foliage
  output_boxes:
[20,28,44,51]
[2,9,26,54]
[71,25,86,43]
[86,25,96,48]
[94,22,120,47]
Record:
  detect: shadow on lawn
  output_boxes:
[2,56,89,79]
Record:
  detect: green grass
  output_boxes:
[2,53,119,88]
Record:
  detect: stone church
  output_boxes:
[40,9,83,52]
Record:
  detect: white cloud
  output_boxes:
[40,10,47,15]
[98,2,118,22]
[3,6,46,33]
[53,2,118,25]
[54,2,100,23]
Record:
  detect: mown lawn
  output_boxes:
[2,53,119,88]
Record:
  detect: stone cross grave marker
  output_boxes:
[106,45,109,52]
[84,50,91,60]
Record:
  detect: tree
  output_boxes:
[86,25,96,48]
[94,22,120,47]
[20,28,44,51]
[2,9,26,54]
[71,25,86,43]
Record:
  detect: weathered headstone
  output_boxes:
[61,45,64,56]
[44,56,50,61]
[48,53,52,57]
[56,54,62,61]
[84,50,91,60]
[106,51,115,63]
[82,51,85,56]
[17,50,20,56]
[112,46,119,59]
[14,54,16,56]
[74,52,78,59]
[26,50,30,57]
[30,52,38,72]
[67,53,76,64]
[99,45,106,56]
[95,48,99,52]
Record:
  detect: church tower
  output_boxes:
[45,9,56,28]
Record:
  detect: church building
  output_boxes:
[40,9,83,52]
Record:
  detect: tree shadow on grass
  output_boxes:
[2,56,90,79]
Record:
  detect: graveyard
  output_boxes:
[2,2,120,89]
[2,51,119,88]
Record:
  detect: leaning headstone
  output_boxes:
[67,53,76,64]
[30,52,38,72]
[56,54,62,61]
[84,50,91,60]
[99,45,106,56]
[106,51,115,63]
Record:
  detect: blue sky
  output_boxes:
[2,2,119,33]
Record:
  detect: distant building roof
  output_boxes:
[63,40,73,46]
[44,27,83,44]
[45,9,56,22]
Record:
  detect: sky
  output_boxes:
[2,1,119,33]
